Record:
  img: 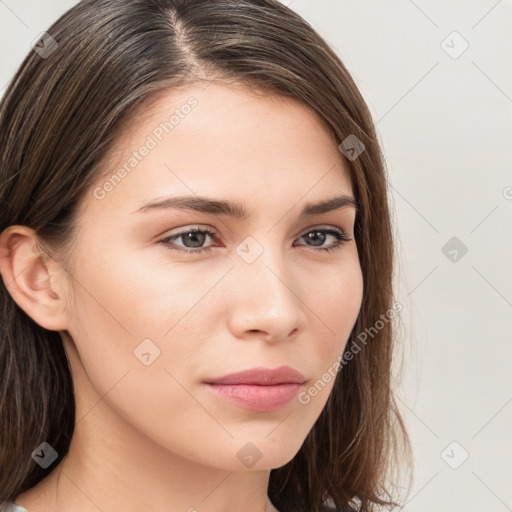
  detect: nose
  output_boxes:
[226,245,307,343]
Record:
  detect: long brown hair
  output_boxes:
[0,1,411,510]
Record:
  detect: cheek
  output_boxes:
[65,246,214,390]
[64,250,236,465]
[310,258,364,346]
[70,240,222,339]
[299,261,363,401]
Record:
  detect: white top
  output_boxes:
[1,503,30,512]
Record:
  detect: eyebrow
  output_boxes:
[133,193,358,218]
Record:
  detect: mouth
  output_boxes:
[203,366,307,412]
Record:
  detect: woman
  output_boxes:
[0,1,411,511]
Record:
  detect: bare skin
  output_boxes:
[0,80,363,512]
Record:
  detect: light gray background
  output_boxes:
[1,1,511,511]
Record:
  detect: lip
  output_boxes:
[204,366,307,386]
[203,366,307,412]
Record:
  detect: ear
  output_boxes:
[0,225,71,331]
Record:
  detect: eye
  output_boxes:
[158,225,352,254]
[159,226,217,254]
[294,227,352,253]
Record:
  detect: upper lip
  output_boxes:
[204,366,306,385]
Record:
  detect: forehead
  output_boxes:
[81,80,354,221]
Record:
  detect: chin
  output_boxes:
[220,434,306,472]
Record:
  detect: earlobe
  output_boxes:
[0,225,70,331]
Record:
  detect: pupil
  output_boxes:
[185,232,205,248]
[308,231,325,246]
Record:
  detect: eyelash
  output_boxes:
[158,226,352,255]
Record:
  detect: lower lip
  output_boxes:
[204,382,302,412]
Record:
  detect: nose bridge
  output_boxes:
[236,233,292,298]
[228,235,305,338]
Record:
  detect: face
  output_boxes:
[57,81,364,471]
